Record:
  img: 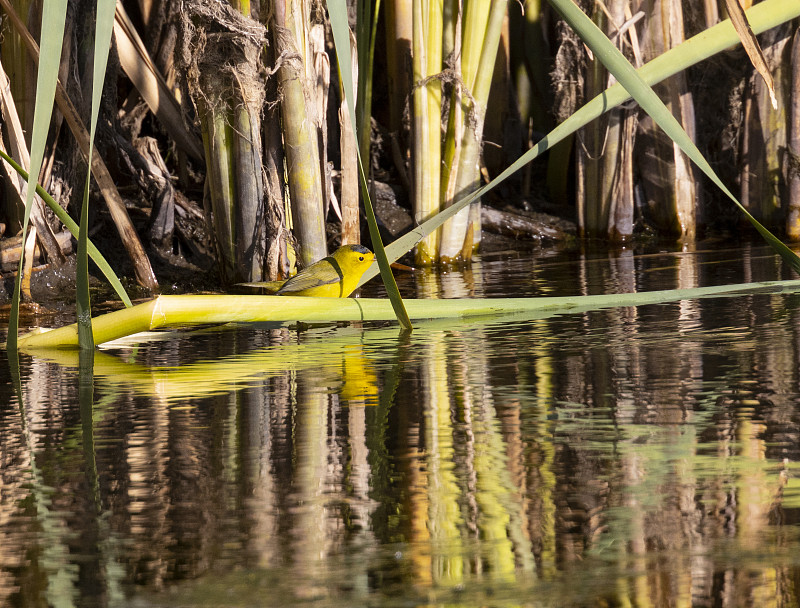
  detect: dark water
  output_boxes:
[4,243,800,607]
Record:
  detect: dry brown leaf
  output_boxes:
[724,0,777,109]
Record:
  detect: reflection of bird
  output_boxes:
[241,244,375,297]
[339,344,379,404]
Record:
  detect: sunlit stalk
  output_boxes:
[440,0,507,262]
[439,0,465,262]
[272,0,327,266]
[411,0,443,265]
[376,0,800,276]
[439,0,489,262]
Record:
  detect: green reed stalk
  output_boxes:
[75,0,116,350]
[200,109,237,279]
[356,0,381,165]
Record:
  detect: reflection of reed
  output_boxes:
[4,356,80,606]
[732,406,782,606]
[0,374,33,605]
[290,382,332,592]
[471,388,522,581]
[240,369,280,568]
[402,324,537,589]
[547,245,800,605]
[461,327,532,581]
[422,336,464,586]
[125,393,171,587]
[281,339,383,598]
[525,332,557,578]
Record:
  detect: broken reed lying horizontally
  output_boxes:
[15,278,800,349]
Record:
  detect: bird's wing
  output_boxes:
[236,280,284,293]
[276,258,341,294]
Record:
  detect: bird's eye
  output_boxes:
[359,256,364,261]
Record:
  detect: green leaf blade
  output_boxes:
[0,150,133,308]
[327,0,413,329]
[6,0,68,352]
[76,0,118,350]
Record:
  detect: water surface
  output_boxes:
[3,243,800,607]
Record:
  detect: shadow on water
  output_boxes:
[4,243,800,606]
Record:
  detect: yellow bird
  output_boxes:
[241,244,375,297]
